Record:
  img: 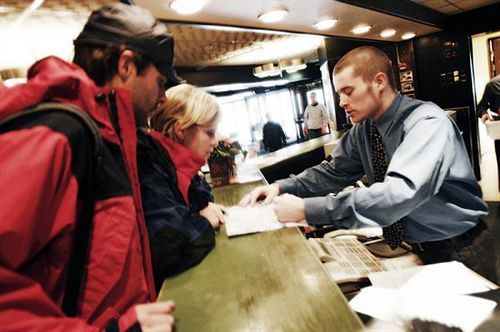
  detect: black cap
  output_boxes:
[74,3,182,86]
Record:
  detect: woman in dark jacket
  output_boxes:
[138,84,225,292]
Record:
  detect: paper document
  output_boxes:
[369,261,496,293]
[350,286,497,332]
[225,204,305,237]
[351,261,498,331]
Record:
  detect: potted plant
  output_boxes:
[208,139,240,186]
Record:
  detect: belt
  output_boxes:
[410,219,486,253]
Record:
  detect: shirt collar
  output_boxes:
[372,93,403,136]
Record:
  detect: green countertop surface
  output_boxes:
[158,173,362,331]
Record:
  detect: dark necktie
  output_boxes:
[370,124,404,249]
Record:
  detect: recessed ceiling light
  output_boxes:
[380,29,396,38]
[402,32,416,40]
[257,9,288,23]
[351,25,372,35]
[313,19,338,30]
[170,0,207,15]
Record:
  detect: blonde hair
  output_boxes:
[149,84,220,140]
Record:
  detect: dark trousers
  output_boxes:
[411,219,498,284]
[496,140,500,190]
[308,128,323,139]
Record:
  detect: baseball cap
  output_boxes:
[74,3,182,86]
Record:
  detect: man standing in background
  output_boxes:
[303,92,330,139]
[263,113,287,152]
[477,74,500,189]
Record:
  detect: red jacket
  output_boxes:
[0,57,156,331]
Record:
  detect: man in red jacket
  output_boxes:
[0,3,181,331]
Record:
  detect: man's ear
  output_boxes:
[374,72,387,90]
[116,50,137,83]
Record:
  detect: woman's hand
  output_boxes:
[200,202,226,229]
[239,183,280,206]
[135,301,176,332]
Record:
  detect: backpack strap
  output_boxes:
[0,102,103,317]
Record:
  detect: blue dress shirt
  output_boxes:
[277,93,488,243]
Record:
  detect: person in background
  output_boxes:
[304,92,330,139]
[138,84,226,292]
[477,74,500,189]
[0,3,180,331]
[241,46,497,283]
[262,112,287,152]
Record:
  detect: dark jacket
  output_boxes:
[0,57,154,331]
[478,75,500,120]
[137,131,216,292]
[263,121,286,152]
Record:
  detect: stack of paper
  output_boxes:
[349,261,498,331]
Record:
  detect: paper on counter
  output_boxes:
[224,204,279,237]
[351,261,498,332]
[349,286,399,321]
[397,292,497,332]
[369,261,496,293]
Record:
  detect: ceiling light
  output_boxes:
[280,58,307,73]
[262,63,281,76]
[257,9,288,23]
[170,0,207,15]
[380,29,396,38]
[402,32,416,40]
[252,66,268,78]
[313,19,338,30]
[351,25,372,35]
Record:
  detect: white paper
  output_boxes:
[349,286,400,321]
[400,261,494,295]
[369,261,495,293]
[351,262,498,332]
[225,204,283,237]
[397,292,496,332]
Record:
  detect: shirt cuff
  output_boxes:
[275,178,296,195]
[304,197,331,226]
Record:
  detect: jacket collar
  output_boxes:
[149,130,206,204]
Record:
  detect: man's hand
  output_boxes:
[273,194,305,223]
[135,301,176,332]
[239,183,280,206]
[200,202,226,229]
[481,113,490,123]
[304,127,309,136]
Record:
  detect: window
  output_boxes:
[216,88,299,152]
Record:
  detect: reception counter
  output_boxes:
[244,134,339,183]
[158,171,363,331]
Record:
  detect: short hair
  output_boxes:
[73,45,152,86]
[149,84,220,140]
[333,46,396,90]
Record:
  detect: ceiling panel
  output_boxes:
[409,0,499,14]
[137,0,441,42]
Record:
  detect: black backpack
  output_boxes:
[0,102,103,317]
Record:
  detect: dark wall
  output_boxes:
[412,31,480,178]
[447,3,500,36]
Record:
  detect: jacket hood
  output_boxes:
[0,56,136,143]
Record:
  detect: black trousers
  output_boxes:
[411,219,498,284]
[496,140,500,190]
[308,128,323,139]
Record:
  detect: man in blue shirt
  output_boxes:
[241,46,496,282]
